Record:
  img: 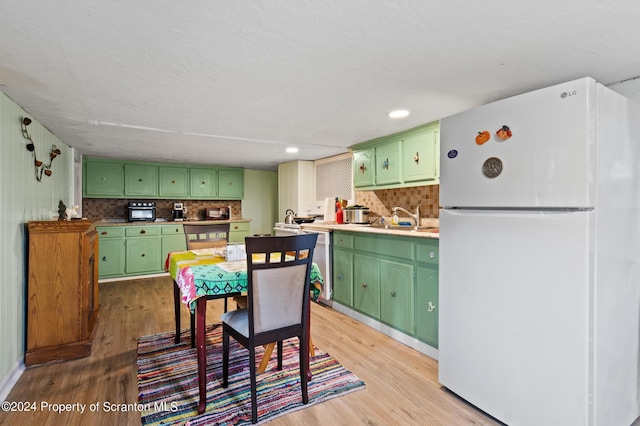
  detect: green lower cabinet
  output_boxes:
[332,230,439,349]
[229,221,250,243]
[353,253,380,318]
[125,237,162,274]
[332,248,353,306]
[161,225,187,263]
[98,237,126,278]
[380,259,414,335]
[415,266,439,348]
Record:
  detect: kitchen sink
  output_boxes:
[368,224,439,233]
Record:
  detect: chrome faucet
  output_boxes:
[392,204,421,229]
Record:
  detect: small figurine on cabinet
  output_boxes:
[57,200,67,221]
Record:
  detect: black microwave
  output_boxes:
[128,201,156,222]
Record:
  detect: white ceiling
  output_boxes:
[1,1,639,171]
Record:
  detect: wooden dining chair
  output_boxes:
[221,233,318,424]
[174,223,241,347]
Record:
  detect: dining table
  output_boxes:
[165,248,324,414]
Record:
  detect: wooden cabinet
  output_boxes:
[96,226,126,278]
[351,121,440,190]
[332,230,439,349]
[83,158,124,197]
[159,166,189,197]
[26,220,99,366]
[190,167,218,198]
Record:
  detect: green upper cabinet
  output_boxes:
[353,148,375,188]
[83,158,124,197]
[351,120,440,190]
[159,166,189,198]
[402,124,439,183]
[190,167,218,198]
[124,163,158,197]
[374,140,402,185]
[218,169,244,199]
[83,157,244,200]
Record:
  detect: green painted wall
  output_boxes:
[0,92,73,390]
[242,169,277,235]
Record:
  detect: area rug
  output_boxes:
[137,325,365,425]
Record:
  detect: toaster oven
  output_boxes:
[128,201,156,222]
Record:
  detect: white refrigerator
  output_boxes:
[438,77,640,426]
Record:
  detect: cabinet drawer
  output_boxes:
[125,226,161,237]
[333,232,354,249]
[416,241,439,265]
[161,225,185,235]
[355,234,414,260]
[230,222,250,233]
[97,227,125,238]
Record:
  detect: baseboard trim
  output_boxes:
[0,360,25,402]
[332,302,439,361]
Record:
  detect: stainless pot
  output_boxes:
[284,209,296,224]
[343,206,370,224]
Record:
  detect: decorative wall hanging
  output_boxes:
[21,116,61,181]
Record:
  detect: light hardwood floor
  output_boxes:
[0,276,505,425]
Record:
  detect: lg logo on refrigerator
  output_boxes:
[560,90,578,99]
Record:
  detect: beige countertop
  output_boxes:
[301,221,439,239]
[95,219,251,227]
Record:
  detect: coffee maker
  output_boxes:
[172,202,186,221]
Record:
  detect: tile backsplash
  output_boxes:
[82,199,243,221]
[355,184,439,224]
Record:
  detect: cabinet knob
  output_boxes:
[201,181,206,184]
[429,251,435,258]
[140,230,146,234]
[101,231,107,235]
[138,178,143,182]
[362,282,368,288]
[171,180,176,184]
[101,177,107,181]
[102,256,107,261]
[338,274,344,280]
[141,253,145,257]
[427,301,436,312]
[391,291,396,297]
[175,228,179,232]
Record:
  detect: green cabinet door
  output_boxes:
[353,149,375,188]
[380,259,414,334]
[124,163,158,197]
[84,159,124,197]
[402,126,439,183]
[159,166,189,197]
[375,141,401,186]
[415,266,439,348]
[190,167,218,198]
[125,237,162,274]
[96,226,126,278]
[332,248,353,306]
[229,221,250,243]
[218,169,244,199]
[353,253,380,318]
[161,224,186,263]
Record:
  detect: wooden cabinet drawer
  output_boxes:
[125,226,161,237]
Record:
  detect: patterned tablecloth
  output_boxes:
[165,249,324,311]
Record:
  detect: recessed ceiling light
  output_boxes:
[286,147,299,154]
[388,109,410,118]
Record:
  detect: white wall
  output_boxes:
[0,92,73,399]
[608,77,640,103]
